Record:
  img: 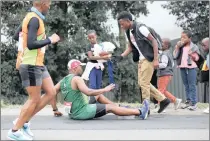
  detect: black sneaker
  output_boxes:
[158,98,170,113]
[181,100,190,109]
[148,109,150,116]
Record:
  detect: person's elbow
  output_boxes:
[78,87,94,96]
[128,46,133,52]
[87,54,93,60]
[87,56,92,60]
[55,88,60,94]
[173,50,178,59]
[27,42,34,50]
[84,89,99,96]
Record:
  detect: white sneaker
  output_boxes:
[7,129,32,140]
[174,98,182,110]
[188,105,197,111]
[203,108,209,114]
[154,104,159,113]
[13,118,34,138]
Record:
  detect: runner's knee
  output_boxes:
[27,87,41,103]
[29,95,41,104]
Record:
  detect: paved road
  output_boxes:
[1,107,209,140]
[1,114,209,140]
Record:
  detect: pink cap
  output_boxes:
[67,59,86,70]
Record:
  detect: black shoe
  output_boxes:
[158,98,170,113]
[185,100,190,104]
[181,100,191,109]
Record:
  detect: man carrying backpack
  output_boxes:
[116,11,170,114]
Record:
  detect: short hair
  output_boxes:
[202,37,209,43]
[162,38,171,49]
[117,11,133,21]
[87,30,96,35]
[182,30,192,38]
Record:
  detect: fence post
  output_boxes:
[204,82,208,103]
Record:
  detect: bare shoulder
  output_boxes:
[72,76,83,82]
[71,76,83,90]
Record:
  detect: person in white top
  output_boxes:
[84,30,111,89]
[117,11,170,114]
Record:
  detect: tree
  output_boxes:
[162,1,209,43]
[1,1,115,104]
[1,2,31,104]
[1,42,28,104]
[103,1,150,102]
[107,1,149,49]
[1,1,151,104]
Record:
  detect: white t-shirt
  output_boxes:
[130,26,150,61]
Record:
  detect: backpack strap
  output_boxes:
[135,22,162,50]
[135,23,149,41]
[135,22,153,47]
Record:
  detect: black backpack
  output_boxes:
[136,23,163,50]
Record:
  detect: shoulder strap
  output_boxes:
[135,22,146,40]
[135,22,153,48]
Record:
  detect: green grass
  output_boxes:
[1,100,6,108]
[196,102,209,109]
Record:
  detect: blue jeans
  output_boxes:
[107,60,114,84]
[180,68,197,105]
[89,67,102,89]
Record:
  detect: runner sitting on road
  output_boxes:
[51,59,149,120]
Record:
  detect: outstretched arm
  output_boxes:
[121,42,132,57]
[73,76,115,96]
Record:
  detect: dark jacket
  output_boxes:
[125,21,154,62]
[157,50,173,77]
[173,41,200,66]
